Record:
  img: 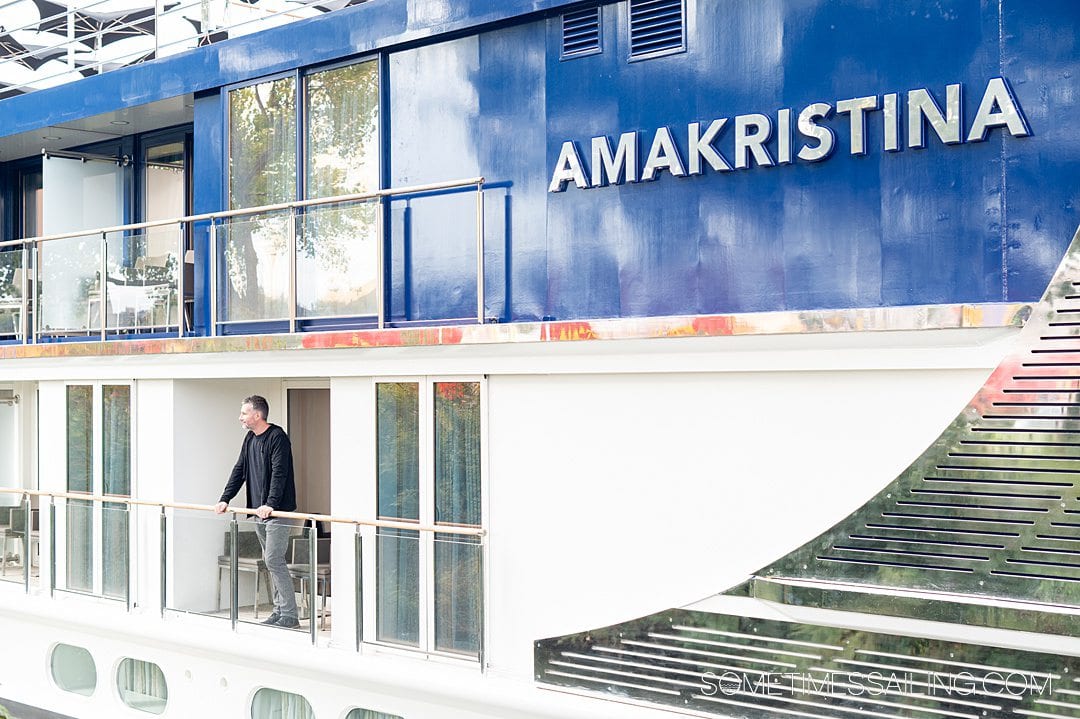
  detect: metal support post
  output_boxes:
[229,515,239,629]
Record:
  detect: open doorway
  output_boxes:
[287,387,330,517]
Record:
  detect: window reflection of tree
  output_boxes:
[226,60,380,323]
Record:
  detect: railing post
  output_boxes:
[160,506,167,617]
[478,535,485,671]
[177,223,185,338]
[475,180,485,324]
[355,526,363,651]
[376,199,385,330]
[48,498,56,597]
[100,231,108,341]
[308,518,317,645]
[288,208,298,334]
[19,243,28,345]
[31,241,39,344]
[125,504,132,612]
[22,494,31,593]
[229,514,238,630]
[209,219,218,337]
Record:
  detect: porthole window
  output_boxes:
[117,658,168,714]
[345,709,403,719]
[50,643,97,696]
[252,688,314,719]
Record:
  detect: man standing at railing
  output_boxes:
[214,395,300,628]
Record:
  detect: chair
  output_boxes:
[216,530,273,618]
[0,268,26,340]
[1,506,39,576]
[287,537,331,629]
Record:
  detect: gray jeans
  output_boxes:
[254,518,298,620]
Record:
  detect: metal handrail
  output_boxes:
[0,176,485,344]
[0,486,484,536]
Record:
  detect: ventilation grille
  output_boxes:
[537,609,1078,718]
[628,0,685,60]
[561,7,601,59]
[757,227,1080,608]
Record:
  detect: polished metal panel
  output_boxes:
[641,127,687,180]
[688,120,731,174]
[836,96,878,156]
[549,141,589,192]
[883,93,900,152]
[755,225,1080,616]
[776,109,793,165]
[536,608,1078,718]
[907,84,962,148]
[797,103,835,162]
[733,114,774,169]
[591,132,639,186]
[967,77,1032,143]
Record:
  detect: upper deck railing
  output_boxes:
[0,0,368,99]
[0,176,486,343]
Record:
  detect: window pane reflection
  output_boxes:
[229,77,296,209]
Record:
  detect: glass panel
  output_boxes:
[66,386,93,494]
[50,644,96,696]
[250,688,314,719]
[117,658,168,714]
[229,77,296,210]
[388,191,479,322]
[434,534,481,656]
[164,508,232,617]
[376,383,419,520]
[220,212,291,323]
[239,520,306,629]
[345,709,403,719]
[0,250,24,338]
[65,499,92,592]
[296,201,378,318]
[104,231,179,332]
[145,142,186,222]
[102,503,129,599]
[305,59,379,199]
[40,234,101,334]
[21,169,42,238]
[376,528,418,646]
[103,386,130,495]
[433,382,481,527]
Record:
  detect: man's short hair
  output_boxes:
[244,395,270,420]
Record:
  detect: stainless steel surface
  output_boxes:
[836,96,878,156]
[797,103,834,161]
[48,499,55,598]
[883,93,900,152]
[754,225,1080,614]
[776,109,792,165]
[734,114,774,169]
[355,529,363,651]
[308,520,316,645]
[229,516,238,630]
[159,507,167,617]
[907,84,962,148]
[288,210,298,335]
[641,127,686,181]
[476,181,485,324]
[209,220,217,338]
[592,132,640,184]
[968,78,1031,142]
[536,608,1079,718]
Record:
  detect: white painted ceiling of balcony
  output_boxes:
[0,93,192,162]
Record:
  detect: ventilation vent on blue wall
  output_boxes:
[561,7,602,59]
[628,0,686,60]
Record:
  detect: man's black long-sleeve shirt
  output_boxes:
[220,424,297,512]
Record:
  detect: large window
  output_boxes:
[223,59,380,327]
[64,384,131,598]
[374,379,483,657]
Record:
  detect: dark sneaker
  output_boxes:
[276,616,300,629]
[260,613,281,625]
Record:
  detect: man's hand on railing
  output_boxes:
[254,505,273,520]
[214,501,229,514]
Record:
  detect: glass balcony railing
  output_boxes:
[0,0,370,100]
[0,487,486,660]
[0,176,486,345]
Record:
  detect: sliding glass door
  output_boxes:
[65,384,131,598]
